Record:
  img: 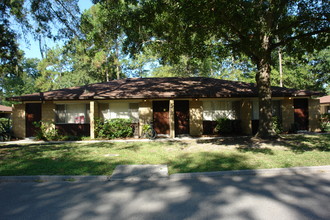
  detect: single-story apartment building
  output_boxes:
[7,77,322,139]
[319,95,330,114]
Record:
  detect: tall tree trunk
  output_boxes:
[255,36,276,138]
[278,47,283,87]
[115,39,121,80]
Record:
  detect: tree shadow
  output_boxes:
[236,146,274,155]
[196,134,330,154]
[167,152,255,174]
[1,167,329,220]
[280,134,330,153]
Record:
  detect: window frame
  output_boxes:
[55,103,90,124]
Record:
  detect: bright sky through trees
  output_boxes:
[18,0,93,59]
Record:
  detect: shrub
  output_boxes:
[95,118,133,139]
[34,121,59,141]
[320,113,330,132]
[215,117,233,134]
[0,118,12,141]
[272,116,283,134]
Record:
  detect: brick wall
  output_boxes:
[138,100,153,137]
[189,100,203,136]
[281,98,294,132]
[309,99,321,132]
[12,104,25,138]
[240,100,252,135]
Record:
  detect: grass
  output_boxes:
[0,134,329,176]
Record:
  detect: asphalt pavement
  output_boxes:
[1,166,330,220]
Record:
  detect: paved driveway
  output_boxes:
[1,170,330,220]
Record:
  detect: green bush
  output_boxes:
[215,117,233,134]
[95,118,133,139]
[272,116,283,134]
[0,118,12,141]
[34,121,59,141]
[320,113,330,132]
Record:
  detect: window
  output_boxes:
[55,104,90,124]
[99,102,139,123]
[252,100,282,120]
[203,101,238,121]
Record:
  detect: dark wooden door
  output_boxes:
[294,99,309,130]
[26,103,42,137]
[153,101,170,135]
[175,100,190,135]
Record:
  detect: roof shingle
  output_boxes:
[7,77,323,101]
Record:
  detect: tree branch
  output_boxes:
[271,28,330,50]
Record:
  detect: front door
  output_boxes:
[175,100,190,135]
[294,99,309,130]
[153,101,170,135]
[26,103,42,137]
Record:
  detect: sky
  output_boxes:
[19,0,94,59]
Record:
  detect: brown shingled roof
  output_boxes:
[0,105,12,112]
[319,95,330,104]
[7,77,323,101]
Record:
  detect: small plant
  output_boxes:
[215,117,233,134]
[95,118,133,139]
[272,116,283,134]
[320,113,330,132]
[34,121,59,141]
[0,118,12,141]
[141,122,156,139]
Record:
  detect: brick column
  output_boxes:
[308,98,321,132]
[189,100,203,136]
[169,100,175,138]
[89,101,99,139]
[138,100,153,137]
[240,100,252,135]
[281,98,294,132]
[12,104,26,138]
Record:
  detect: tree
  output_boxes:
[272,47,330,93]
[1,56,41,106]
[96,0,329,138]
[0,0,81,65]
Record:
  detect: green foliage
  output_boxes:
[1,0,81,94]
[215,117,233,134]
[1,57,41,105]
[102,0,329,138]
[141,123,152,134]
[271,47,330,92]
[0,118,12,141]
[272,116,282,134]
[33,121,59,141]
[320,113,330,132]
[95,118,133,139]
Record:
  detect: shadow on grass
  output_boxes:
[236,147,274,155]
[197,134,330,154]
[280,134,330,153]
[167,152,254,174]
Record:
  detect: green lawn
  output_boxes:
[0,134,329,176]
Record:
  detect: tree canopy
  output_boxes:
[1,0,329,138]
[94,0,329,137]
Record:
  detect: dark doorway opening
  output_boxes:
[26,103,42,137]
[294,99,309,130]
[175,100,190,136]
[153,101,170,135]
